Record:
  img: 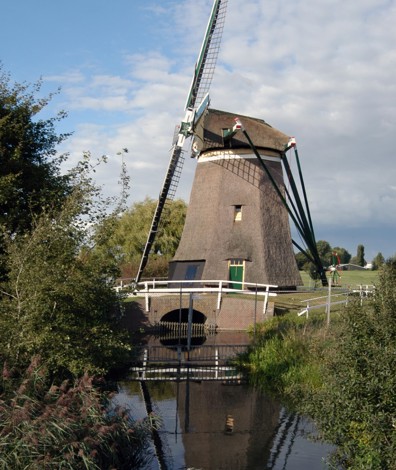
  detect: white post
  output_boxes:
[327,274,332,326]
[215,347,219,379]
[144,282,149,312]
[187,293,193,352]
[217,281,223,310]
[263,285,269,314]
[142,348,148,380]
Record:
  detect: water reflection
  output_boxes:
[116,380,334,470]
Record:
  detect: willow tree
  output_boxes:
[96,197,187,279]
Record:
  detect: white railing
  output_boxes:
[298,292,349,318]
[117,279,277,315]
[298,284,376,318]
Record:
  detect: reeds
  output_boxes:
[0,358,156,469]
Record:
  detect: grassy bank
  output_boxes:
[242,264,396,469]
[299,268,378,289]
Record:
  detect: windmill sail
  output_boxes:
[185,0,228,110]
[134,0,228,285]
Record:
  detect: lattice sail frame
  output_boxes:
[134,0,228,285]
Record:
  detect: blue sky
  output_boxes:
[1,0,396,261]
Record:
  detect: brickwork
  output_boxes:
[121,294,274,332]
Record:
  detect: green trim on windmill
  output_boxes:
[179,121,192,137]
[222,127,238,141]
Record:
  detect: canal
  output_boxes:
[114,332,334,469]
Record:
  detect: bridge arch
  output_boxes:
[159,309,208,349]
[160,308,207,324]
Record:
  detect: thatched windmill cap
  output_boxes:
[195,108,291,154]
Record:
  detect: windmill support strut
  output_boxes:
[239,126,328,287]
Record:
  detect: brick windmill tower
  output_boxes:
[168,108,302,289]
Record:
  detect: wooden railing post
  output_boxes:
[144,282,149,312]
[217,281,223,310]
[263,284,269,314]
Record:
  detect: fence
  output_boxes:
[298,284,376,318]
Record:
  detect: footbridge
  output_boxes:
[117,279,277,332]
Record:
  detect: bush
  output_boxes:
[305,260,396,469]
[0,155,132,376]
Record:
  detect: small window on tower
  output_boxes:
[234,205,242,221]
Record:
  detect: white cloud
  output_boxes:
[49,0,395,255]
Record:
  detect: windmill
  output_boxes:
[168,109,304,288]
[135,0,327,289]
[133,0,228,287]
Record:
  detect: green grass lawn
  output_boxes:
[274,269,379,316]
[299,269,378,289]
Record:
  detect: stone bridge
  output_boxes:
[120,293,274,333]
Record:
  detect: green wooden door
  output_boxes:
[229,260,244,289]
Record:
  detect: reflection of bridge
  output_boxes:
[129,344,249,382]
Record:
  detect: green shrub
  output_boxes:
[304,260,396,469]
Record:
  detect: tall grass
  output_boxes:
[0,358,156,469]
[241,314,333,406]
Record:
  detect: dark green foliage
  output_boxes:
[372,252,385,270]
[295,251,307,270]
[316,240,332,260]
[0,68,71,238]
[331,246,352,264]
[103,197,187,279]
[295,240,351,281]
[113,197,187,260]
[0,70,153,467]
[0,154,132,376]
[350,244,366,267]
[244,262,396,468]
[0,358,155,469]
[241,315,326,404]
[304,260,396,468]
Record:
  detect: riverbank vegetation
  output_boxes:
[0,359,155,469]
[0,71,154,467]
[242,259,396,469]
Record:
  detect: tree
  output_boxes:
[0,154,131,376]
[372,252,385,270]
[316,240,332,262]
[295,251,308,270]
[308,259,396,468]
[0,69,71,280]
[0,68,71,235]
[295,240,350,281]
[331,246,351,265]
[351,244,366,267]
[99,197,187,278]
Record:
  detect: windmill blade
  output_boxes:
[185,0,228,110]
[134,0,228,286]
[134,145,184,284]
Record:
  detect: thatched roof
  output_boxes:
[170,108,302,288]
[194,108,291,154]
